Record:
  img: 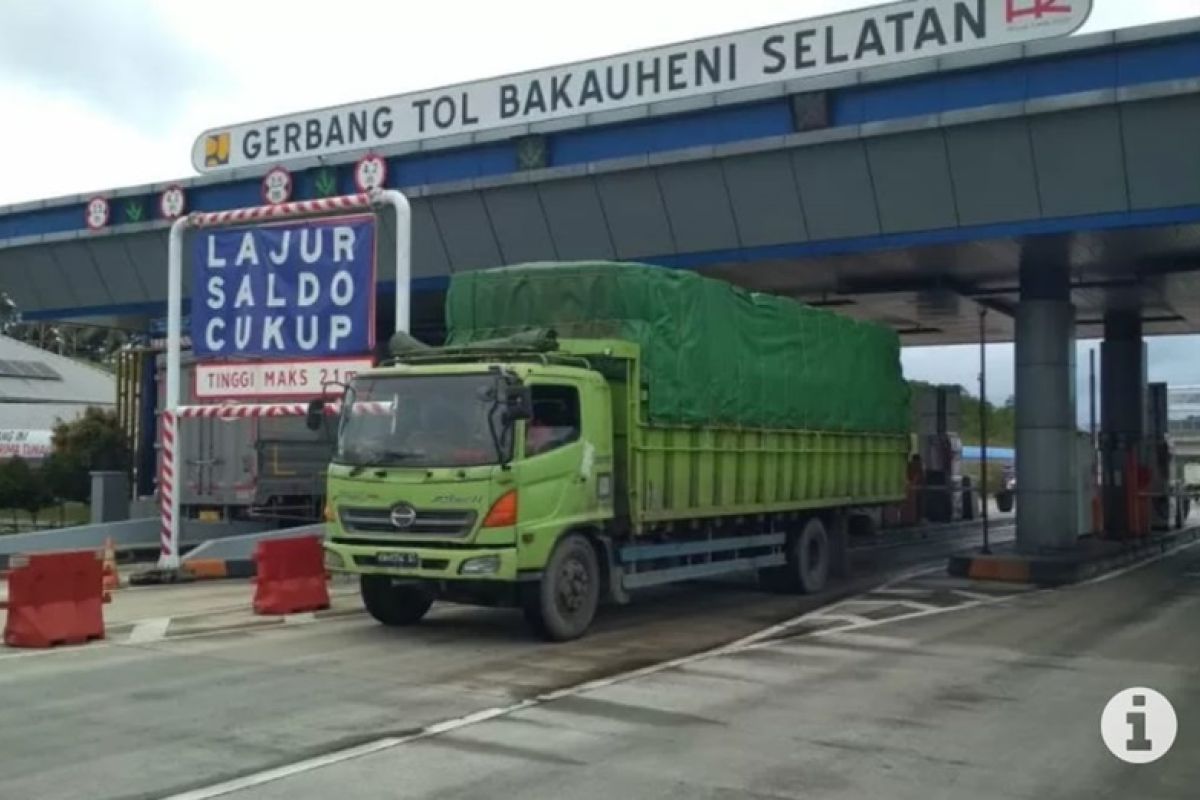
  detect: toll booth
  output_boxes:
[1146,382,1181,531]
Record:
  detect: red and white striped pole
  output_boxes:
[159,188,411,570]
[159,409,177,563]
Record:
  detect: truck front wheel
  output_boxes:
[524,533,600,642]
[360,576,434,626]
[760,517,829,594]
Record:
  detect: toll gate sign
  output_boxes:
[190,215,376,361]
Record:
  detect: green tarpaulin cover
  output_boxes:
[446,262,909,433]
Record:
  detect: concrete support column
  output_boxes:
[1100,310,1147,538]
[1015,263,1078,553]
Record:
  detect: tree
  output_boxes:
[0,457,36,528]
[46,408,131,503]
[18,467,54,526]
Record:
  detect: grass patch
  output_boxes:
[0,502,90,533]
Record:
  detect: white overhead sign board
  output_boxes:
[193,0,1091,173]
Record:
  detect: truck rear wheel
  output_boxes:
[759,517,829,594]
[523,533,599,642]
[360,576,434,626]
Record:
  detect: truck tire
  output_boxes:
[523,533,600,642]
[996,491,1014,513]
[360,576,434,626]
[759,518,829,594]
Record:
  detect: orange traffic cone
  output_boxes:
[101,537,119,596]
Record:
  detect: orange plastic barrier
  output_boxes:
[253,536,330,615]
[3,551,106,648]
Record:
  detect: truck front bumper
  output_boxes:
[323,540,520,582]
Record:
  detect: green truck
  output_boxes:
[310,262,911,640]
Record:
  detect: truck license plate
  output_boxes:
[376,552,419,568]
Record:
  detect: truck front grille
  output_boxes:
[339,507,477,537]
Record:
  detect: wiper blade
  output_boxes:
[345,448,426,475]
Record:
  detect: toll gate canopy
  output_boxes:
[1,16,1200,346]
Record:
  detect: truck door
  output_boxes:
[518,382,605,546]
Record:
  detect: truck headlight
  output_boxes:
[324,548,346,570]
[459,555,501,576]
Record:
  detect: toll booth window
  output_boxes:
[526,385,581,456]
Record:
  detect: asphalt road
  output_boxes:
[205,537,1197,800]
[32,515,1195,800]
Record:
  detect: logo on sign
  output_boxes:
[160,186,186,219]
[85,197,110,230]
[205,132,231,167]
[1006,0,1074,25]
[190,215,377,360]
[354,155,387,192]
[262,166,292,206]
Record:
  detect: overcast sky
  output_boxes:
[2,0,1199,417]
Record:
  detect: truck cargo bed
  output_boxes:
[583,339,909,533]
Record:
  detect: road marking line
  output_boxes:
[950,589,1005,602]
[803,613,873,627]
[284,613,316,625]
[127,617,172,644]
[835,598,938,614]
[163,737,406,800]
[1078,537,1200,586]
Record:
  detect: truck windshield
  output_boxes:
[336,374,510,468]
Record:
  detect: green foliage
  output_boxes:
[46,408,131,503]
[908,379,1015,446]
[0,457,34,513]
[17,469,53,522]
[959,392,1016,447]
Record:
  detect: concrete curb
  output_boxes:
[947,526,1200,585]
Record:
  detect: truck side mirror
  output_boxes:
[305,398,326,431]
[502,384,533,423]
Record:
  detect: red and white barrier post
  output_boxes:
[159,189,411,570]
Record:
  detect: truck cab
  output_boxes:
[317,350,617,640]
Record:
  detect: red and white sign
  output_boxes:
[1006,0,1075,26]
[354,154,388,192]
[0,429,53,459]
[85,197,110,230]
[194,357,372,401]
[160,185,187,219]
[261,166,293,206]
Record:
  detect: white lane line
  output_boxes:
[803,613,873,627]
[950,588,1006,602]
[835,598,939,614]
[283,613,316,625]
[1078,536,1200,586]
[163,737,406,800]
[127,617,172,644]
[163,702,540,800]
